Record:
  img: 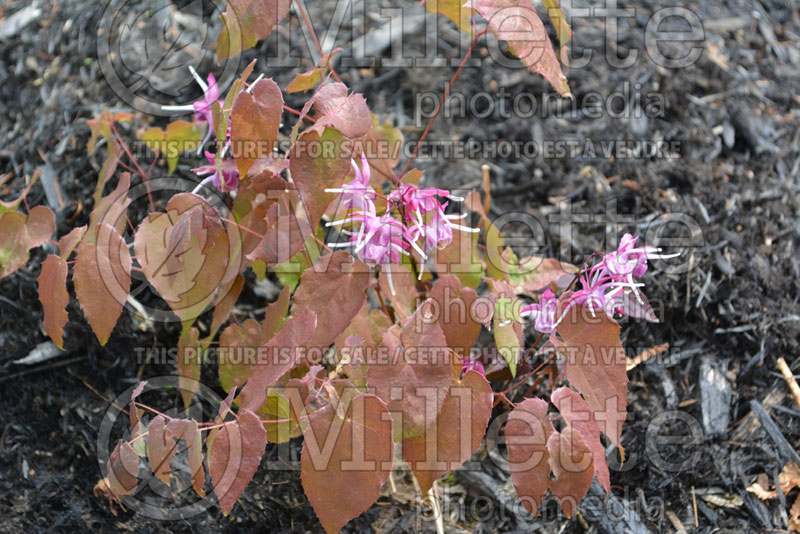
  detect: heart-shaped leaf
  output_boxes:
[292,251,370,353]
[301,394,393,534]
[73,223,131,345]
[230,78,283,178]
[290,128,352,229]
[367,303,453,440]
[208,409,267,515]
[551,386,610,494]
[238,309,318,412]
[555,304,627,447]
[403,370,493,493]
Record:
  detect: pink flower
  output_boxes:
[520,233,675,330]
[462,355,486,377]
[162,68,223,125]
[392,184,478,255]
[193,151,239,191]
[520,289,559,333]
[329,211,408,266]
[324,153,376,213]
[191,72,221,124]
[328,211,409,294]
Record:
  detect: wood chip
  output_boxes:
[777,357,800,412]
[666,510,687,534]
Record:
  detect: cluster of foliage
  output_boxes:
[0,1,670,531]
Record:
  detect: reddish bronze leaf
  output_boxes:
[38,255,70,349]
[292,251,370,352]
[73,223,131,345]
[403,370,493,493]
[208,409,267,515]
[209,274,245,337]
[0,206,56,279]
[25,205,55,248]
[367,303,453,440]
[310,82,372,139]
[430,274,482,358]
[472,0,570,96]
[333,303,392,383]
[547,427,594,517]
[134,196,234,324]
[230,78,283,178]
[147,415,177,486]
[166,419,205,497]
[506,398,554,516]
[301,394,393,534]
[261,284,290,344]
[246,201,311,265]
[551,386,610,494]
[107,440,139,498]
[58,225,87,259]
[0,212,28,279]
[89,172,131,238]
[177,327,203,410]
[378,264,417,322]
[217,0,291,60]
[289,129,352,229]
[238,309,318,412]
[556,304,627,447]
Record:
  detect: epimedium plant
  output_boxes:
[0,1,676,531]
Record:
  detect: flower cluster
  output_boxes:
[520,233,678,333]
[326,155,478,293]
[162,67,249,192]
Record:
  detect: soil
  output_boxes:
[1,0,800,533]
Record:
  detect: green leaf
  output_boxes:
[257,389,296,443]
[425,0,475,33]
[488,279,524,376]
[217,318,262,393]
[140,121,204,174]
[542,0,573,50]
[287,68,323,93]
